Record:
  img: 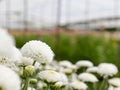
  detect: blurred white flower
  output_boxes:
[70,80,88,90]
[108,85,120,90]
[97,63,118,78]
[114,87,120,90]
[59,73,68,84]
[76,60,93,68]
[86,67,98,73]
[45,64,57,71]
[108,78,120,87]
[0,28,15,46]
[21,40,54,64]
[54,81,65,88]
[71,73,78,82]
[60,68,73,75]
[28,87,35,90]
[17,57,34,66]
[11,47,22,62]
[37,81,47,89]
[0,28,15,60]
[38,70,61,83]
[78,72,98,83]
[108,85,114,90]
[0,65,21,90]
[59,60,72,68]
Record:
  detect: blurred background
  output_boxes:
[1,0,120,68]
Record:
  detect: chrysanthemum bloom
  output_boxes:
[76,60,93,68]
[78,72,98,83]
[108,78,120,87]
[28,87,35,90]
[108,85,120,90]
[17,57,34,66]
[54,81,65,88]
[21,40,54,64]
[37,81,47,89]
[86,67,98,73]
[97,63,118,78]
[70,80,88,90]
[38,70,61,83]
[59,73,68,84]
[108,85,114,90]
[0,65,21,90]
[59,60,72,68]
[60,68,73,75]
[0,28,15,46]
[0,28,15,60]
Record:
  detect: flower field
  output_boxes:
[0,29,120,90]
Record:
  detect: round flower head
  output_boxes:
[0,65,21,90]
[38,70,61,83]
[76,60,93,68]
[21,40,54,64]
[59,60,72,68]
[108,78,120,87]
[97,63,118,78]
[78,72,98,83]
[86,67,98,73]
[70,80,88,90]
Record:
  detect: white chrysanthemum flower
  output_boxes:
[0,65,21,90]
[38,70,61,83]
[71,73,78,82]
[54,81,65,88]
[86,67,98,73]
[37,81,47,89]
[0,46,22,65]
[108,85,120,90]
[45,64,57,71]
[76,60,93,68]
[21,40,54,64]
[97,63,118,78]
[0,28,15,46]
[0,29,15,60]
[78,72,98,83]
[60,68,73,75]
[108,78,120,87]
[28,87,35,90]
[59,73,68,84]
[59,60,72,68]
[11,47,22,62]
[70,80,88,90]
[114,87,120,90]
[34,62,42,70]
[17,57,34,66]
[108,85,114,90]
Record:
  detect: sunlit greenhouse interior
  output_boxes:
[0,0,120,90]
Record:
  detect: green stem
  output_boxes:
[93,83,97,90]
[99,78,108,90]
[32,60,36,66]
[22,78,29,90]
[46,84,51,90]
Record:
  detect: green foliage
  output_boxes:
[15,33,119,66]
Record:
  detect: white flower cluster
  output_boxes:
[0,28,119,90]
